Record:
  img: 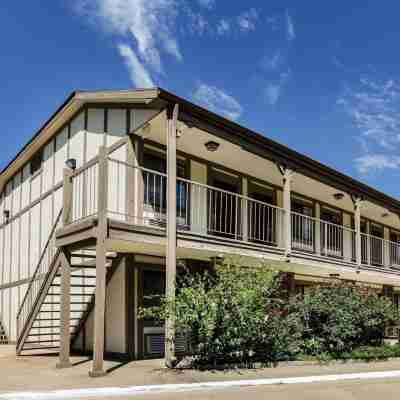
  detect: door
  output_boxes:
[291,198,314,251]
[370,223,384,266]
[209,171,241,239]
[390,232,400,267]
[320,207,342,257]
[248,186,276,245]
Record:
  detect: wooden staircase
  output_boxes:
[15,208,115,355]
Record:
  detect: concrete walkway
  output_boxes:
[2,345,400,394]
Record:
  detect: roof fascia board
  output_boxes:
[159,88,400,214]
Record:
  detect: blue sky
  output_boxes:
[2,1,400,197]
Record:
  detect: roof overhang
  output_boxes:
[2,86,400,216]
[0,88,160,194]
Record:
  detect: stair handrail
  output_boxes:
[16,208,63,344]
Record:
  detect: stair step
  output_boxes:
[51,284,96,288]
[21,346,59,351]
[42,302,91,305]
[35,318,81,322]
[46,293,93,296]
[24,340,60,344]
[27,333,61,337]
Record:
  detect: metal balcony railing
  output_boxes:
[64,156,400,272]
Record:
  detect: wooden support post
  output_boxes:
[165,104,179,368]
[63,168,73,225]
[277,165,294,259]
[56,248,72,369]
[353,197,362,269]
[89,146,108,378]
[242,177,248,242]
[315,202,321,255]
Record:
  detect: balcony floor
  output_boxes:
[55,217,400,288]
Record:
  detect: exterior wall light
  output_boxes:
[3,210,10,223]
[65,158,77,170]
[333,193,344,201]
[205,141,220,152]
[381,212,390,218]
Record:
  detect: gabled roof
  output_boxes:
[1,87,399,214]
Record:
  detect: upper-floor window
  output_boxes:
[142,148,187,216]
[30,149,43,175]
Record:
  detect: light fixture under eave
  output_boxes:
[3,210,10,222]
[333,192,345,201]
[381,211,390,218]
[65,158,77,171]
[205,141,220,152]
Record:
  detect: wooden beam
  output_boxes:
[165,104,178,368]
[89,146,108,378]
[56,248,72,369]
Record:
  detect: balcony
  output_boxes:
[58,149,400,276]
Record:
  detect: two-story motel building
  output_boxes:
[1,88,400,375]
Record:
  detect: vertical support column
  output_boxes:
[242,177,248,242]
[165,104,179,368]
[89,146,108,378]
[56,248,72,369]
[63,168,73,226]
[366,221,371,265]
[315,202,321,255]
[277,165,294,259]
[384,227,390,268]
[353,197,362,269]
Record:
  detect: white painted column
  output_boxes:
[353,197,362,268]
[165,104,178,368]
[384,227,390,268]
[315,202,321,255]
[242,177,248,242]
[366,220,371,265]
[90,146,108,378]
[280,166,294,259]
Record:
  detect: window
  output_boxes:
[248,183,276,245]
[320,207,343,257]
[142,149,187,219]
[30,150,43,175]
[291,197,314,250]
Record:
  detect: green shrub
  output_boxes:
[140,259,400,366]
[290,282,399,356]
[140,258,303,365]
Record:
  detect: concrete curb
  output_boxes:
[2,369,400,399]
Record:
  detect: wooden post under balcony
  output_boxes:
[56,248,72,369]
[89,146,108,378]
[62,168,73,226]
[165,104,179,368]
[353,197,362,268]
[279,166,294,259]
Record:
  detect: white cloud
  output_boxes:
[339,77,400,173]
[286,10,295,41]
[117,44,155,88]
[197,0,215,9]
[237,8,258,32]
[193,83,243,120]
[355,154,400,174]
[187,10,209,36]
[216,19,230,35]
[75,0,182,73]
[263,71,291,105]
[262,50,284,71]
[264,84,281,105]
